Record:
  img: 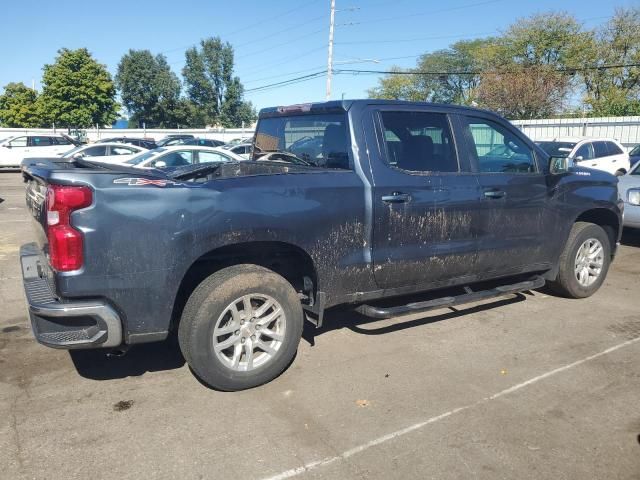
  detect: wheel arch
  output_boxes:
[574,208,620,255]
[170,241,318,330]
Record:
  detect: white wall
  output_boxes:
[0,127,254,143]
[511,116,640,148]
[2,116,640,148]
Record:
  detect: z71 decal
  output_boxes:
[113,178,177,187]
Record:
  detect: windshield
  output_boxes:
[125,148,166,165]
[254,113,350,169]
[630,145,640,156]
[535,141,576,157]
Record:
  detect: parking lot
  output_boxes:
[0,170,639,479]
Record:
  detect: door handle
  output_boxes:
[382,192,410,203]
[483,189,506,199]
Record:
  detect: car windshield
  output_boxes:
[254,112,350,169]
[535,141,577,157]
[630,145,640,156]
[62,145,86,156]
[125,148,166,165]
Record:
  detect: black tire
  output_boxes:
[178,264,303,391]
[548,222,611,299]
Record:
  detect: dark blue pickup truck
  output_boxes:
[20,100,623,390]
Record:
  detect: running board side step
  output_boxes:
[356,276,545,319]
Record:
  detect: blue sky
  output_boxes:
[1,0,636,112]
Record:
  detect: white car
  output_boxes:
[0,134,76,168]
[535,137,630,176]
[221,142,253,159]
[125,145,245,169]
[61,142,147,164]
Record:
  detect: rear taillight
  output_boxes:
[46,185,92,271]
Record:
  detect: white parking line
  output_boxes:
[261,336,640,480]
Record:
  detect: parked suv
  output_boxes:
[536,137,630,176]
[0,135,77,168]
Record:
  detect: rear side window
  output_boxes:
[593,141,609,158]
[29,136,52,147]
[255,113,350,169]
[463,117,536,174]
[154,150,194,167]
[54,137,72,145]
[111,146,136,156]
[606,142,623,155]
[379,111,458,173]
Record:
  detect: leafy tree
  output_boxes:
[0,82,42,127]
[367,67,425,101]
[478,66,570,118]
[182,37,255,127]
[38,48,118,127]
[577,7,640,116]
[116,50,182,127]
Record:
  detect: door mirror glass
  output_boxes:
[574,155,584,161]
[550,156,571,174]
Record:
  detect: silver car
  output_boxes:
[618,160,640,229]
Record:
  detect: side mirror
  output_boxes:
[4,144,11,149]
[550,156,571,174]
[574,155,584,162]
[154,160,167,168]
[72,152,85,159]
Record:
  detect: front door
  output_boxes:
[458,115,553,276]
[369,108,482,290]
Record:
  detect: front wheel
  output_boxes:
[178,264,303,391]
[548,222,611,298]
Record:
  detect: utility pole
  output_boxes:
[326,0,336,100]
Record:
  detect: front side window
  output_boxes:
[593,141,609,158]
[82,146,108,157]
[379,111,458,173]
[535,141,576,158]
[154,150,194,167]
[110,146,136,156]
[9,136,27,147]
[54,137,72,145]
[464,118,536,174]
[255,113,350,169]
[575,143,594,160]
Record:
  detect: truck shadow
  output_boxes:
[69,336,185,381]
[303,292,528,346]
[70,291,529,380]
[621,228,640,247]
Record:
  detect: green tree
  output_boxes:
[0,82,42,127]
[182,37,254,127]
[367,67,424,101]
[116,50,183,128]
[38,48,118,128]
[577,7,640,116]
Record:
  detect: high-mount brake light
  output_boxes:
[277,104,312,114]
[46,185,92,271]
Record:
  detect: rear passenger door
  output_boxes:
[370,106,482,289]
[457,115,553,275]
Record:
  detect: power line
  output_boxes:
[335,31,497,45]
[348,0,506,26]
[236,28,327,60]
[245,71,327,93]
[159,0,320,55]
[334,63,640,76]
[243,65,328,85]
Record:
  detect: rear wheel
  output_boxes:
[178,264,303,391]
[548,222,611,298]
